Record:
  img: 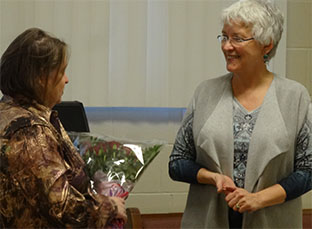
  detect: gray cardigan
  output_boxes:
[181,73,310,228]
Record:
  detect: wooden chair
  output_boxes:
[124,208,143,229]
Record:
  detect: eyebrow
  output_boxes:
[221,31,245,37]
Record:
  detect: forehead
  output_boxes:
[61,58,68,69]
[222,21,253,36]
[59,53,68,70]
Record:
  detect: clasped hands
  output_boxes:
[215,173,263,213]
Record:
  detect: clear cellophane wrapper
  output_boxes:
[68,132,164,228]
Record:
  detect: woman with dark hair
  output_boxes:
[169,0,312,228]
[0,28,127,228]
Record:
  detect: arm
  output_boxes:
[169,111,236,192]
[225,184,286,213]
[279,106,312,200]
[8,125,125,227]
[197,168,236,194]
[169,112,202,184]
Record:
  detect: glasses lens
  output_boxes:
[217,35,224,42]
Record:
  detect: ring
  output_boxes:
[236,203,240,209]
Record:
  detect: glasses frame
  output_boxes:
[217,35,254,46]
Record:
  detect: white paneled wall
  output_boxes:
[0,0,286,107]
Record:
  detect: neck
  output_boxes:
[231,66,274,112]
[232,66,273,90]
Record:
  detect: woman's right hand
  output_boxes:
[197,168,236,195]
[213,173,236,195]
[110,197,127,223]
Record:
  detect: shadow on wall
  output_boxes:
[85,107,186,124]
[84,107,186,143]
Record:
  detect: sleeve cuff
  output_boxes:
[278,170,312,201]
[169,159,203,184]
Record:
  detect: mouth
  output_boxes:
[226,54,240,60]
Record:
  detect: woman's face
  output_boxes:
[221,22,267,75]
[44,60,69,108]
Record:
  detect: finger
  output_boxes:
[223,190,234,196]
[238,203,250,213]
[217,186,223,193]
[216,181,224,193]
[238,206,245,213]
[228,197,240,208]
[228,192,244,207]
[122,212,128,222]
[223,186,236,196]
[225,191,236,202]
[223,186,236,192]
[237,199,253,213]
[233,202,241,212]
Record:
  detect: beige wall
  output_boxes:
[286,0,312,95]
[286,0,312,209]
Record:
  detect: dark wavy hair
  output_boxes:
[0,28,67,104]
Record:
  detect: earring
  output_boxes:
[263,54,269,62]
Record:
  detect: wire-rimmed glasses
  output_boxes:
[217,35,254,46]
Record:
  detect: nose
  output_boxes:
[222,40,235,51]
[64,73,69,84]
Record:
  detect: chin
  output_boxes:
[226,66,236,73]
[226,64,241,73]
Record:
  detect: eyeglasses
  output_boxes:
[217,35,254,46]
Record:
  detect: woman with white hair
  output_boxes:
[169,0,312,228]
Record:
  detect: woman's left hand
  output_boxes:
[225,188,263,213]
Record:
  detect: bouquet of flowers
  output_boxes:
[68,132,163,227]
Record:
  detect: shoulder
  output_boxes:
[274,75,310,101]
[274,76,311,132]
[196,73,230,91]
[0,103,48,139]
[194,73,231,99]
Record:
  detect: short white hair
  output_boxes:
[221,0,284,62]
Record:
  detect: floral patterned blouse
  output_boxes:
[0,95,117,228]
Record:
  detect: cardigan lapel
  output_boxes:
[244,79,290,192]
[197,78,234,176]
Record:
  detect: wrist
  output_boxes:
[254,191,265,210]
[255,184,287,209]
[197,168,217,185]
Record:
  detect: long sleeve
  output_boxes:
[169,111,203,184]
[2,124,116,228]
[279,104,312,201]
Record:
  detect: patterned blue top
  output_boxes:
[169,98,312,201]
[233,98,261,188]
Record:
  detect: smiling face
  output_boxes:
[221,21,269,75]
[43,60,69,108]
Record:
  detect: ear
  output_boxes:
[263,40,274,55]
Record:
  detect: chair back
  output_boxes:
[53,101,90,132]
